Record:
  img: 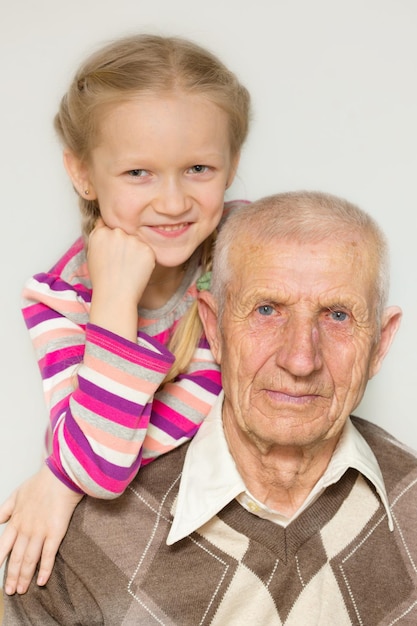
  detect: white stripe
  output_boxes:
[86,436,140,468]
[172,378,219,405]
[28,316,82,340]
[25,278,81,301]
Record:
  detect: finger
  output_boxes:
[36,535,63,587]
[15,536,44,594]
[0,523,18,568]
[4,534,29,595]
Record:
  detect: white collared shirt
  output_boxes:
[167,392,393,545]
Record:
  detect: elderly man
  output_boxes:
[4,191,416,625]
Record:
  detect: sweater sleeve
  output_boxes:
[22,251,222,498]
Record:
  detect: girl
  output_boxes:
[0,33,250,595]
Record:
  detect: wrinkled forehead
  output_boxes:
[227,230,378,289]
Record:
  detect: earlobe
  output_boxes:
[197,292,222,364]
[63,150,97,200]
[369,306,402,378]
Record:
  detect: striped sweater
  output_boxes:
[20,202,246,497]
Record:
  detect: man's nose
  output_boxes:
[276,315,323,377]
[154,176,191,217]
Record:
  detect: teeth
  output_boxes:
[157,223,187,232]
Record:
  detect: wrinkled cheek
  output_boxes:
[220,346,258,409]
[330,357,370,421]
[349,361,371,409]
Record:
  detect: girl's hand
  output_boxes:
[0,465,83,595]
[87,219,156,340]
[88,218,156,305]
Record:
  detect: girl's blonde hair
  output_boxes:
[54,33,251,382]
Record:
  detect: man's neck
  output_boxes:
[223,414,340,518]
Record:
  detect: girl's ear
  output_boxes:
[369,306,402,379]
[197,291,222,364]
[63,150,97,200]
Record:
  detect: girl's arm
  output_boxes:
[23,280,221,494]
[22,274,176,497]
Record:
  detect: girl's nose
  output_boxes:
[154,177,191,217]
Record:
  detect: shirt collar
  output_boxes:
[320,414,394,529]
[167,392,245,545]
[167,392,393,545]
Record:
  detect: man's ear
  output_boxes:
[63,150,97,200]
[197,291,222,364]
[369,306,402,378]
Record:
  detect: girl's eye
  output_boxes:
[329,310,348,322]
[257,305,275,316]
[127,169,148,177]
[188,164,208,174]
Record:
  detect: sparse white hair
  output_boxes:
[211,191,390,332]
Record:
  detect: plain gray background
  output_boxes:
[1,0,416,579]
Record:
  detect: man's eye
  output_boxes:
[257,305,275,316]
[330,310,348,322]
[127,169,148,177]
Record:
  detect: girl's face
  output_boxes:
[66,92,239,269]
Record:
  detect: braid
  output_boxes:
[162,231,217,384]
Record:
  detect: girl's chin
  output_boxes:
[153,245,197,269]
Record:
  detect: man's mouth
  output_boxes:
[266,389,321,405]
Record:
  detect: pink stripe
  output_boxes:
[62,424,137,494]
[32,326,84,351]
[84,353,161,392]
[142,435,175,455]
[153,400,198,431]
[24,286,88,314]
[76,417,146,455]
[163,382,211,414]
[73,388,149,428]
[87,327,170,372]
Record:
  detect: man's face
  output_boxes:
[201,234,400,452]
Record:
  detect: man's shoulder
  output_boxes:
[352,415,417,458]
[133,442,190,500]
[59,443,189,585]
[351,415,417,493]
